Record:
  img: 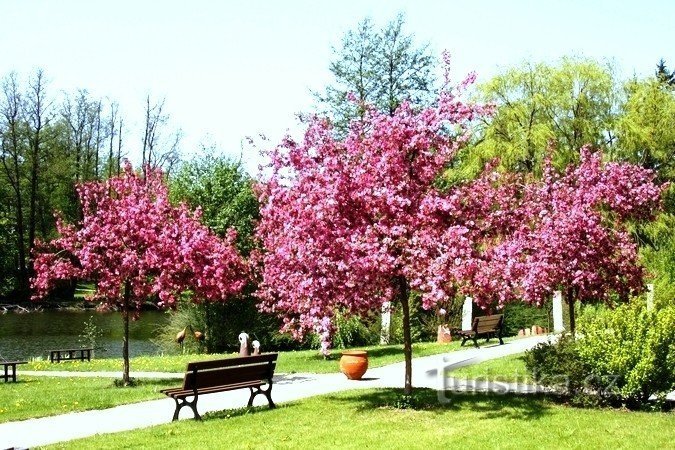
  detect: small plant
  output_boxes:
[78,315,104,356]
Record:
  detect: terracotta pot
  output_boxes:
[517,329,525,337]
[340,350,368,380]
[531,325,542,335]
[437,325,453,344]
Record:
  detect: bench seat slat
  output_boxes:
[161,380,264,398]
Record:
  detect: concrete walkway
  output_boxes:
[0,335,553,449]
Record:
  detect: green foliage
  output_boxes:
[526,301,675,409]
[315,14,436,133]
[524,334,591,400]
[78,315,105,354]
[153,301,206,355]
[502,301,551,336]
[169,153,259,254]
[615,77,675,182]
[576,300,675,406]
[331,310,379,349]
[449,57,619,183]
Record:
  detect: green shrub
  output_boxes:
[525,300,675,409]
[524,334,591,400]
[332,310,379,349]
[576,300,675,407]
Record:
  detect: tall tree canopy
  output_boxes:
[451,58,619,182]
[32,163,248,383]
[315,14,436,132]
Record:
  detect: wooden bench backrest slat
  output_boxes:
[472,314,504,333]
[186,353,277,372]
[183,354,278,390]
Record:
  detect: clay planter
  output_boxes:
[340,350,369,380]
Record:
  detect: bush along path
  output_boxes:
[1,336,551,449]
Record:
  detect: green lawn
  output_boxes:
[450,353,531,383]
[25,340,472,374]
[0,377,168,423]
[45,388,675,450]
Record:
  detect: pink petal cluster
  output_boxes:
[32,162,248,311]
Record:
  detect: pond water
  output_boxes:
[0,309,170,361]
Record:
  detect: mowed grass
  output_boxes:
[25,340,474,374]
[46,388,675,450]
[450,353,531,383]
[0,377,169,423]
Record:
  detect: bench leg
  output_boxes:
[248,382,276,409]
[171,395,201,421]
[472,336,479,348]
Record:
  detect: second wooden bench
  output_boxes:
[161,353,278,421]
[455,314,505,347]
[49,348,93,363]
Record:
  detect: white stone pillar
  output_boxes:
[553,290,564,333]
[380,301,391,345]
[462,297,473,331]
[647,284,654,311]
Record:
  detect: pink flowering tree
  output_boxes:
[507,149,664,331]
[254,72,490,395]
[444,148,664,330]
[32,163,248,383]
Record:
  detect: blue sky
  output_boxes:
[1,0,673,173]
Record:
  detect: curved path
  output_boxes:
[1,336,551,449]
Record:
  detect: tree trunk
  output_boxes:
[566,287,576,333]
[117,118,123,176]
[122,281,131,384]
[397,276,413,396]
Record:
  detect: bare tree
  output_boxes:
[26,69,51,258]
[107,101,118,179]
[0,73,28,294]
[141,95,180,176]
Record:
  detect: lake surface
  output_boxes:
[0,309,170,361]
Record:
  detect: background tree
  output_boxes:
[169,153,267,352]
[315,14,436,132]
[0,72,29,296]
[616,77,675,183]
[32,163,248,383]
[142,95,181,176]
[451,58,619,182]
[655,59,675,86]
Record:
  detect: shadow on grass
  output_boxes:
[324,388,552,421]
[202,403,293,422]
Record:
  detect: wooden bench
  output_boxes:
[1,360,27,382]
[161,353,278,421]
[455,314,505,347]
[49,348,93,363]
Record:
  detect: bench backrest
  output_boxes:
[472,314,504,333]
[183,353,278,390]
